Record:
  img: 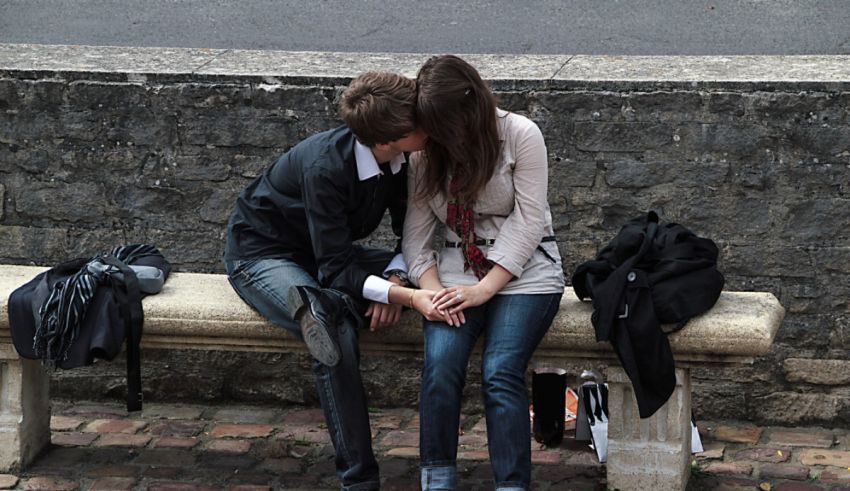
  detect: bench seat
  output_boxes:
[0,265,785,490]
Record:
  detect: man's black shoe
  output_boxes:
[287,285,342,367]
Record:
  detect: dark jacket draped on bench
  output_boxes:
[572,212,724,418]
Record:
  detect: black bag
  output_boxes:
[532,367,567,447]
[571,212,724,418]
[7,245,170,411]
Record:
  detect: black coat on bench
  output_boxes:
[572,212,724,418]
[7,245,171,411]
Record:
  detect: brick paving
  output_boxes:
[2,402,850,490]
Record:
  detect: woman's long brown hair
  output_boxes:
[415,55,501,203]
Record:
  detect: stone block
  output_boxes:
[385,447,419,458]
[146,421,207,437]
[140,404,205,421]
[755,392,844,424]
[549,160,597,188]
[14,182,116,223]
[768,430,834,448]
[275,424,326,444]
[199,188,240,224]
[82,419,147,434]
[701,462,754,476]
[573,121,673,152]
[51,432,98,447]
[257,457,301,474]
[172,153,232,182]
[281,408,325,426]
[784,358,850,385]
[714,425,764,444]
[0,225,68,263]
[132,449,196,467]
[146,483,218,491]
[248,85,334,114]
[606,367,691,491]
[783,198,850,241]
[94,434,151,447]
[89,477,137,491]
[603,160,729,189]
[695,442,725,460]
[379,430,419,447]
[758,464,810,480]
[209,424,274,439]
[531,449,562,464]
[707,92,745,116]
[83,464,140,478]
[734,447,789,463]
[179,113,304,148]
[621,91,705,121]
[819,468,850,484]
[0,475,18,489]
[152,437,199,449]
[50,416,83,432]
[204,439,252,454]
[21,477,79,491]
[535,91,624,122]
[167,83,252,109]
[773,483,825,491]
[800,448,850,468]
[0,358,50,472]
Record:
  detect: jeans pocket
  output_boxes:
[227,258,259,277]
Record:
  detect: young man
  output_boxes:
[223,72,426,490]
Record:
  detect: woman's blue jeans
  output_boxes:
[419,292,562,491]
[225,247,393,491]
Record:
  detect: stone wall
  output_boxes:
[1,45,849,425]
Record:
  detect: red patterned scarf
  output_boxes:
[446,177,493,280]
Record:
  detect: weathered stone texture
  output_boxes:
[1,71,849,425]
[784,358,850,385]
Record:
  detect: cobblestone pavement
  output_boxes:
[2,401,850,490]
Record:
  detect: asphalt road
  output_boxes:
[1,0,849,55]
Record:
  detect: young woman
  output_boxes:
[403,55,565,491]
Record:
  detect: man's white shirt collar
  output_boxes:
[354,140,405,181]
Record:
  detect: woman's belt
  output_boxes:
[443,235,556,248]
[443,236,558,264]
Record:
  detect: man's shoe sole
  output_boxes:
[287,287,341,367]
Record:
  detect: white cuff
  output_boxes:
[363,275,394,304]
[382,254,408,275]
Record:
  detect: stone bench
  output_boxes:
[0,265,785,490]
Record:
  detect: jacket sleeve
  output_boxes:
[487,118,549,278]
[402,153,440,286]
[388,164,408,253]
[301,164,371,298]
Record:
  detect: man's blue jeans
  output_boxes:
[225,247,393,491]
[419,292,562,491]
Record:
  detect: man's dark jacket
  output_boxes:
[571,212,724,418]
[224,126,406,299]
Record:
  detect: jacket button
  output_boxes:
[627,271,637,282]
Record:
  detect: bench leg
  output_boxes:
[606,367,692,491]
[0,357,51,472]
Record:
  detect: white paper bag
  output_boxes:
[581,383,609,463]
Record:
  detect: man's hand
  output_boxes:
[365,301,403,331]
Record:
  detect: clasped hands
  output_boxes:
[413,284,493,327]
[367,282,496,331]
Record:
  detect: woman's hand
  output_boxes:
[432,284,496,327]
[411,289,464,326]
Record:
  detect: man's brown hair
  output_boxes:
[339,72,417,147]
